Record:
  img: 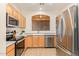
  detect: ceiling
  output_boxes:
[13,3,72,15]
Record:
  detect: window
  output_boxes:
[32,15,50,31]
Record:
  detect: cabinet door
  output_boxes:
[7,49,15,56]
[6,44,15,56]
[13,9,18,19]
[32,36,39,47]
[6,4,13,16]
[38,36,45,47]
[25,36,33,47]
[18,14,22,27]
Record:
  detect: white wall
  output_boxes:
[0,4,6,56]
[24,10,56,34]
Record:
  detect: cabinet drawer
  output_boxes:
[7,49,15,56]
[6,44,15,53]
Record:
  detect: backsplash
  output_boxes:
[6,27,25,33]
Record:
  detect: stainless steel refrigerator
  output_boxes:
[56,4,79,56]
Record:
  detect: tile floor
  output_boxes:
[22,48,56,56]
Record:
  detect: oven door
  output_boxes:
[15,39,25,56]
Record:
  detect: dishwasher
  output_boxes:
[45,35,54,48]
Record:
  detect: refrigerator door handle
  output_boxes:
[74,22,76,29]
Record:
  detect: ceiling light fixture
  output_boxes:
[39,3,44,11]
[40,3,44,6]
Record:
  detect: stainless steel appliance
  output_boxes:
[6,30,25,56]
[15,36,25,56]
[45,35,54,48]
[6,30,16,41]
[6,13,19,27]
[56,6,74,55]
[69,5,78,55]
[56,4,79,56]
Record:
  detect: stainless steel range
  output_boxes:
[6,30,25,56]
[15,36,25,56]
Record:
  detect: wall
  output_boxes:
[24,10,56,35]
[0,4,6,56]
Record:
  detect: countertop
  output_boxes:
[16,32,56,37]
[6,32,56,47]
[6,41,16,47]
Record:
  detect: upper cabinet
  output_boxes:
[6,4,14,16]
[6,4,26,28]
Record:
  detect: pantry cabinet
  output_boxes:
[6,4,26,28]
[6,44,15,56]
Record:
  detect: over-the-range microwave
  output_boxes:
[6,13,19,27]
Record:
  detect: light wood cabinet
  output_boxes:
[25,35,45,48]
[25,35,56,48]
[6,44,15,56]
[13,9,18,19]
[6,4,13,16]
[38,36,45,47]
[18,13,26,28]
[25,36,33,48]
[32,36,39,47]
[19,14,22,27]
[7,49,15,56]
[6,4,26,28]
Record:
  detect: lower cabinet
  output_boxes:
[32,35,45,47]
[38,36,45,47]
[25,35,45,48]
[25,35,56,48]
[32,36,39,47]
[25,36,33,48]
[6,44,15,56]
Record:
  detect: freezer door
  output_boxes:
[69,5,78,55]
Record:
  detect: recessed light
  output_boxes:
[39,7,42,10]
